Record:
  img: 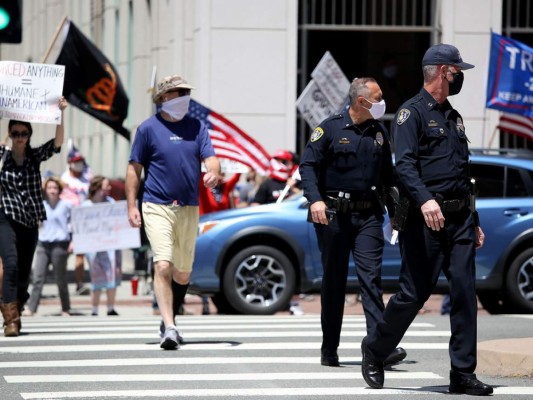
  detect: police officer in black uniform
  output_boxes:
[300,77,406,368]
[361,44,493,396]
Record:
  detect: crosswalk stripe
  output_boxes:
[5,371,443,383]
[0,357,345,368]
[19,386,533,399]
[0,330,451,341]
[0,341,449,353]
[19,318,434,327]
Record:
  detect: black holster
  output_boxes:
[392,197,411,232]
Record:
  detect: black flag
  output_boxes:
[56,20,130,140]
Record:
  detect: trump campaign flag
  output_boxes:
[188,99,271,175]
[486,32,533,118]
[55,19,130,140]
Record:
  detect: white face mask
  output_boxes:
[161,95,191,121]
[363,98,386,120]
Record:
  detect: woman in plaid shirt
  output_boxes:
[0,97,68,337]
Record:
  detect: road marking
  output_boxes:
[6,371,443,383]
[0,341,449,353]
[19,386,533,398]
[0,330,451,342]
[19,317,434,327]
[0,357,344,368]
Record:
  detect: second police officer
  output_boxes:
[360,44,493,396]
[299,77,407,368]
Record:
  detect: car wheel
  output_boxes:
[505,248,533,313]
[222,245,296,315]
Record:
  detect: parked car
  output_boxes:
[189,150,533,315]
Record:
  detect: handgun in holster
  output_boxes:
[371,186,386,214]
[470,178,480,226]
[391,191,411,232]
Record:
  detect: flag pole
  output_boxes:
[41,16,69,63]
[487,125,499,148]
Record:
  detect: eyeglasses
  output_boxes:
[168,88,191,97]
[10,130,31,138]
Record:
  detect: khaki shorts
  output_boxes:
[142,202,199,272]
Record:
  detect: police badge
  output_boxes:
[375,132,384,146]
[311,127,324,142]
[397,108,411,125]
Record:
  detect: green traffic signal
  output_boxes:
[0,7,10,30]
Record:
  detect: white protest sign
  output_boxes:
[296,80,337,129]
[0,61,65,124]
[310,51,350,112]
[71,200,140,254]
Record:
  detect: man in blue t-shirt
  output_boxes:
[126,75,221,350]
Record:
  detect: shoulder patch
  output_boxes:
[397,109,411,125]
[311,127,324,142]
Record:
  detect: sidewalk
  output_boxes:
[25,249,533,378]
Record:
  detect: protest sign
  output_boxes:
[296,80,338,129]
[486,32,533,117]
[0,61,65,124]
[296,51,350,129]
[311,51,351,112]
[71,200,140,254]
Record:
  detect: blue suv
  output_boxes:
[190,150,533,315]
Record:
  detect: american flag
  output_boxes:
[188,99,271,175]
[498,113,533,141]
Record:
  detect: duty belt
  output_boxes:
[435,197,468,212]
[326,196,374,212]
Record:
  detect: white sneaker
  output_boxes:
[290,304,304,316]
[159,320,183,343]
[160,326,179,350]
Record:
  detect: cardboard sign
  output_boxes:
[71,200,140,253]
[0,61,65,124]
[311,51,351,113]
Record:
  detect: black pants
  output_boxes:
[315,210,385,352]
[0,209,39,304]
[367,208,478,376]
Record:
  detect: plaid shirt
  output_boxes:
[0,140,60,227]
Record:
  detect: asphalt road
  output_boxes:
[0,311,532,400]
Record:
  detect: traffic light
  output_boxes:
[0,0,22,44]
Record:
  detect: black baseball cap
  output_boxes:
[422,43,475,70]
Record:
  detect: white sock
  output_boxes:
[92,307,98,314]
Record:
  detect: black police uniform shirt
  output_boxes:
[393,88,470,207]
[299,108,394,205]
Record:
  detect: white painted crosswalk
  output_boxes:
[0,315,530,399]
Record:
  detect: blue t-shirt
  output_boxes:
[129,114,216,206]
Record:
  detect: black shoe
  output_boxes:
[383,347,407,367]
[449,371,493,396]
[107,310,119,316]
[320,349,340,367]
[361,336,384,389]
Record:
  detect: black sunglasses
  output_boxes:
[10,130,31,138]
[168,88,191,97]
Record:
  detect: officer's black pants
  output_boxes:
[315,210,385,352]
[367,208,478,376]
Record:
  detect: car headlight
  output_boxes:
[198,220,220,236]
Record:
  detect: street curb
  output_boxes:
[478,338,533,377]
